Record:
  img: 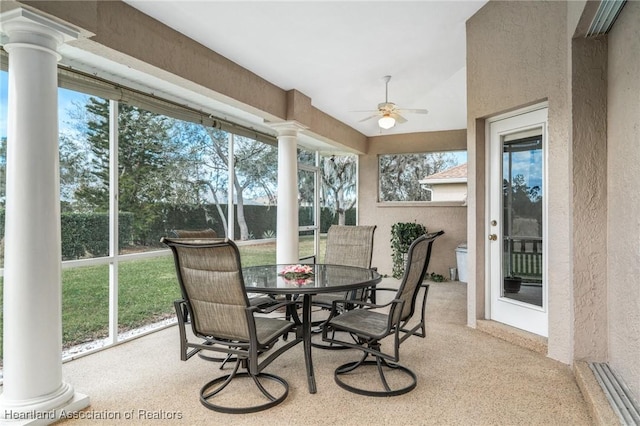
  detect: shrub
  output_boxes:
[390,222,427,279]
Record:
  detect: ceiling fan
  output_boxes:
[358,75,429,130]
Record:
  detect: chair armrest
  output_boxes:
[371,287,397,293]
[326,297,406,339]
[250,299,293,314]
[249,299,303,326]
[174,298,189,323]
[367,286,399,303]
[329,298,394,314]
[174,299,199,361]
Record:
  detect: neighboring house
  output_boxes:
[419,163,467,203]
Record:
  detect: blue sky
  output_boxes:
[0,70,88,139]
[505,148,543,191]
[452,151,467,165]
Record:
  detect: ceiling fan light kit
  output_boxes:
[359,75,429,130]
[378,115,396,129]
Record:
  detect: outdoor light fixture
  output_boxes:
[378,114,396,129]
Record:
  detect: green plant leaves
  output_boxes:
[390,222,427,279]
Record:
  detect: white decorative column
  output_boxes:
[0,8,89,423]
[269,122,307,264]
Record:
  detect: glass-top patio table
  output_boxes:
[242,263,382,394]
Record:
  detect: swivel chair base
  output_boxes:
[200,371,289,414]
[334,359,417,397]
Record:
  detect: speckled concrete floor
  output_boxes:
[60,280,593,425]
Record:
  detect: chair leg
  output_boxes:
[251,374,279,402]
[374,355,392,391]
[201,357,241,400]
[197,339,238,365]
[335,350,369,374]
[199,358,290,414]
[312,308,359,350]
[333,348,417,397]
[219,353,234,369]
[312,319,355,350]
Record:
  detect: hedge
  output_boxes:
[0,205,354,259]
[59,212,135,259]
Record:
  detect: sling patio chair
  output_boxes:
[170,229,280,366]
[305,225,377,307]
[162,237,302,413]
[170,228,217,239]
[301,225,377,348]
[171,228,277,310]
[321,230,444,397]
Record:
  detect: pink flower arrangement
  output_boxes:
[279,264,314,285]
[280,264,314,276]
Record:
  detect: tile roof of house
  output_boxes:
[421,163,467,183]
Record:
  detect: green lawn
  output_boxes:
[0,237,324,357]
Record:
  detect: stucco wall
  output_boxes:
[430,183,467,202]
[607,0,640,402]
[358,130,467,278]
[466,1,573,363]
[467,0,639,380]
[570,35,608,362]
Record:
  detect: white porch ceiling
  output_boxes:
[121,0,487,139]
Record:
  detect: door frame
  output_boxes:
[485,102,549,337]
[298,153,321,260]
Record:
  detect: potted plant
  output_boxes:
[390,222,427,279]
[504,275,522,293]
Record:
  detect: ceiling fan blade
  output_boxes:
[359,114,381,122]
[399,108,429,114]
[353,76,428,126]
[391,112,408,123]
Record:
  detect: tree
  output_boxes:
[167,121,228,234]
[223,133,278,240]
[177,125,278,241]
[503,173,542,235]
[321,155,357,225]
[73,98,177,244]
[59,134,93,212]
[379,152,457,201]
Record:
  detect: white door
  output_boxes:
[488,107,548,337]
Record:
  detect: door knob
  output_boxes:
[488,234,498,241]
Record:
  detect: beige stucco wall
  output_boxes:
[570,35,608,363]
[468,1,639,395]
[358,130,467,278]
[607,0,640,402]
[467,1,575,364]
[430,183,467,202]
